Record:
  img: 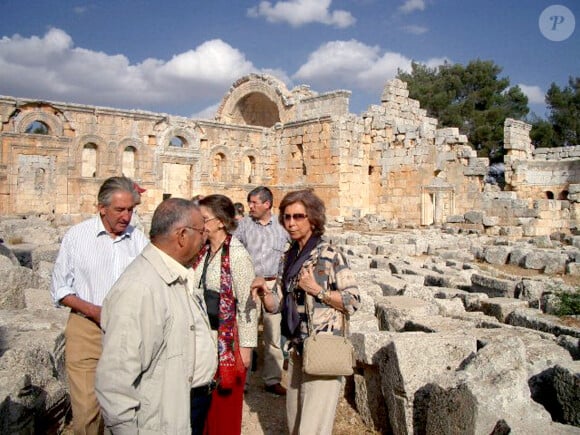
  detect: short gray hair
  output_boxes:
[150,198,198,240]
[97,176,139,206]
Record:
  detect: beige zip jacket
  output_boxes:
[96,243,216,434]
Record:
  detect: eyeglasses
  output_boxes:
[203,217,219,224]
[181,226,205,235]
[283,213,308,222]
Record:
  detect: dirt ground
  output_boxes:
[242,357,378,435]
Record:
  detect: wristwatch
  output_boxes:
[316,288,332,304]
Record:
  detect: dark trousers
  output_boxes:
[190,390,212,435]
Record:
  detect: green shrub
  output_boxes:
[555,290,580,316]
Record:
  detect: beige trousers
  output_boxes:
[64,312,104,435]
[261,279,284,386]
[286,349,343,435]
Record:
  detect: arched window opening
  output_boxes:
[82,143,98,178]
[545,191,554,199]
[559,190,569,200]
[169,136,186,148]
[212,153,226,182]
[25,120,50,135]
[244,156,256,183]
[122,146,136,178]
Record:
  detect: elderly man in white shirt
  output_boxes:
[51,176,148,435]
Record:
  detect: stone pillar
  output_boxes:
[504,118,533,188]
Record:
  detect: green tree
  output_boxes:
[550,77,578,146]
[530,77,580,148]
[529,115,556,148]
[397,60,529,162]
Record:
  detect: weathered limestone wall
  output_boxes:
[359,79,488,226]
[1,74,579,234]
[498,118,580,235]
[505,118,580,200]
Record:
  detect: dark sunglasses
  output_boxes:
[283,213,308,221]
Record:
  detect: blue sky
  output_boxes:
[0,0,578,120]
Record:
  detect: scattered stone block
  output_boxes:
[455,291,490,311]
[471,273,518,298]
[509,247,532,267]
[375,296,439,332]
[464,211,484,224]
[516,278,549,308]
[481,297,529,322]
[553,362,580,426]
[507,308,580,339]
[484,245,511,265]
[416,337,569,435]
[380,332,476,435]
[0,257,38,309]
[434,298,466,317]
[524,250,549,270]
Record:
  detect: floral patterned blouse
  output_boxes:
[192,236,258,348]
[272,239,360,340]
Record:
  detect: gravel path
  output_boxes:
[242,346,378,435]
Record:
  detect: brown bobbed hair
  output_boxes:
[278,189,326,237]
[199,194,238,233]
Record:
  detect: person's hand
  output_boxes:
[250,277,268,302]
[239,347,252,369]
[87,304,102,326]
[298,265,322,296]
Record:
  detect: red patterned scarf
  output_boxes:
[193,234,244,389]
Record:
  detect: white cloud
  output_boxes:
[398,0,426,14]
[403,24,428,35]
[293,39,445,93]
[0,28,258,112]
[518,84,545,104]
[73,6,89,15]
[248,0,356,28]
[191,102,221,120]
[294,40,379,84]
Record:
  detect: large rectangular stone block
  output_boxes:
[380,333,477,435]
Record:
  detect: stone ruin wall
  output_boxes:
[502,118,580,236]
[357,79,488,226]
[0,74,579,236]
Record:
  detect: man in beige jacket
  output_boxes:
[95,198,217,434]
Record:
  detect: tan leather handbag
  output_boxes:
[301,295,355,376]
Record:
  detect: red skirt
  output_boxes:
[203,368,246,435]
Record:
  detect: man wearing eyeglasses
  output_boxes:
[235,186,290,396]
[51,176,148,435]
[96,198,217,434]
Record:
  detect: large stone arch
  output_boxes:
[159,126,199,151]
[13,105,65,136]
[215,74,295,127]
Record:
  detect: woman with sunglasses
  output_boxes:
[253,189,360,435]
[192,194,257,435]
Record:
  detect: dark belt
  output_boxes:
[264,276,277,281]
[190,380,218,397]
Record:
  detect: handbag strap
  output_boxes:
[304,292,348,338]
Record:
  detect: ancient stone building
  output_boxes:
[1,74,578,234]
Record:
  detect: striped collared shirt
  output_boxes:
[51,215,149,306]
[234,214,290,277]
